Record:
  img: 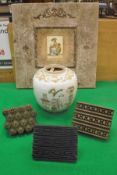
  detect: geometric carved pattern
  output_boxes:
[32,125,77,162]
[72,102,114,139]
[3,105,37,136]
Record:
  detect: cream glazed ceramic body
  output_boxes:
[33,64,77,112]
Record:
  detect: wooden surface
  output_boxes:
[8,22,15,81]
[0,5,9,13]
[97,19,117,81]
[0,69,14,82]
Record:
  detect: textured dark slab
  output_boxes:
[72,102,114,139]
[32,125,78,162]
[3,105,37,136]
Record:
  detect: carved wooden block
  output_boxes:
[72,102,114,139]
[3,105,37,136]
[32,125,77,162]
[11,3,98,88]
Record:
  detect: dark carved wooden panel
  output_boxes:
[32,125,78,162]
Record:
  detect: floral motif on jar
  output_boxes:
[33,64,77,112]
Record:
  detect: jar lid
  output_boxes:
[44,64,66,74]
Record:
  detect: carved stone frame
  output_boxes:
[11,3,98,88]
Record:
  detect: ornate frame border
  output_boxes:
[35,27,76,68]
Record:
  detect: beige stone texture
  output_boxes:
[11,3,98,88]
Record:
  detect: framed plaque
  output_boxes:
[11,3,98,88]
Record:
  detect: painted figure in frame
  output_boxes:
[49,38,61,56]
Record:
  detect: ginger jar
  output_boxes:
[33,64,77,112]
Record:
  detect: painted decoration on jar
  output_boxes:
[33,64,77,112]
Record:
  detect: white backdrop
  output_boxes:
[0,20,12,69]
